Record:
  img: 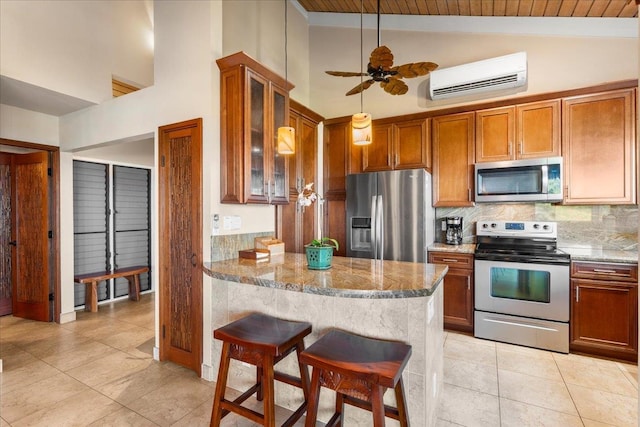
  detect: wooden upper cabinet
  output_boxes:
[362,123,393,172]
[432,112,475,207]
[216,52,293,205]
[323,117,362,196]
[475,100,560,163]
[395,118,430,170]
[518,100,561,159]
[562,89,636,205]
[476,106,515,163]
[362,118,430,172]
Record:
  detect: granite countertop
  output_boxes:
[203,253,448,299]
[428,242,476,254]
[560,246,638,264]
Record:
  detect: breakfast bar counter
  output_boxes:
[203,253,448,298]
[203,253,448,426]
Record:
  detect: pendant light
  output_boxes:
[277,0,295,155]
[352,0,372,146]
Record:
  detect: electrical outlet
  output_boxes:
[441,219,447,231]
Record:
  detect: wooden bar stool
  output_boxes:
[210,313,312,427]
[300,329,412,427]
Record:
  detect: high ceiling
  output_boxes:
[296,0,638,18]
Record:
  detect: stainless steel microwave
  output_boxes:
[475,157,563,203]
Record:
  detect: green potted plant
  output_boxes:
[304,237,339,270]
[298,183,339,269]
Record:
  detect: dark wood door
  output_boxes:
[11,152,51,321]
[0,153,12,316]
[159,118,203,375]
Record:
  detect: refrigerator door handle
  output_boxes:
[377,194,384,260]
[371,195,378,259]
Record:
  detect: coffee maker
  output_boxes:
[445,217,463,245]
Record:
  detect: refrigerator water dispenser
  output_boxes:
[350,217,372,251]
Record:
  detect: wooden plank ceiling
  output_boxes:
[296,0,638,18]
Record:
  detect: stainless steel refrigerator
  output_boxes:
[346,168,434,263]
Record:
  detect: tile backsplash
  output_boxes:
[210,231,274,261]
[436,203,638,251]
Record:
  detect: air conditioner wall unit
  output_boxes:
[429,52,527,100]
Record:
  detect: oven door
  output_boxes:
[475,259,569,322]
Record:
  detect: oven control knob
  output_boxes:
[543,224,550,230]
[533,224,540,229]
[491,223,497,228]
[482,223,488,229]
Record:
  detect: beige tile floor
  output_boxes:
[438,331,638,427]
[0,294,637,426]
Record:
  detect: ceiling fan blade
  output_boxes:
[326,71,369,77]
[391,62,439,79]
[380,79,408,95]
[346,79,375,96]
[370,45,394,70]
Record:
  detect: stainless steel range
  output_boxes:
[474,220,570,353]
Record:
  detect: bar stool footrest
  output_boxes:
[342,395,401,421]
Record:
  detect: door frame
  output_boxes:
[0,138,60,322]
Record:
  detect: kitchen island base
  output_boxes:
[208,278,444,426]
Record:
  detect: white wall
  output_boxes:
[0,0,153,104]
[222,0,311,105]
[0,104,59,146]
[309,22,639,119]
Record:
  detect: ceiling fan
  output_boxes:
[325,0,438,96]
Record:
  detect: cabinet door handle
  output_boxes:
[508,143,512,157]
[395,153,399,166]
[592,269,618,274]
[519,142,523,155]
[442,258,458,263]
[468,188,471,202]
[575,286,580,302]
[467,276,470,290]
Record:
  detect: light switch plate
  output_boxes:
[223,215,241,230]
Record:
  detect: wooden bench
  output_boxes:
[74,266,149,312]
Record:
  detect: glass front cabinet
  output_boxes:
[217,52,293,204]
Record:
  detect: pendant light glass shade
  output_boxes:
[277,126,295,154]
[352,112,372,146]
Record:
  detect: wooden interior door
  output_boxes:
[0,153,12,316]
[159,118,203,375]
[11,152,51,321]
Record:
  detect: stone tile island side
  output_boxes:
[204,253,448,426]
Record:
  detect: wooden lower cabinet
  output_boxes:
[570,261,638,362]
[428,251,474,332]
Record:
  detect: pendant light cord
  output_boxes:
[377,0,381,47]
[359,0,363,114]
[285,0,288,85]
